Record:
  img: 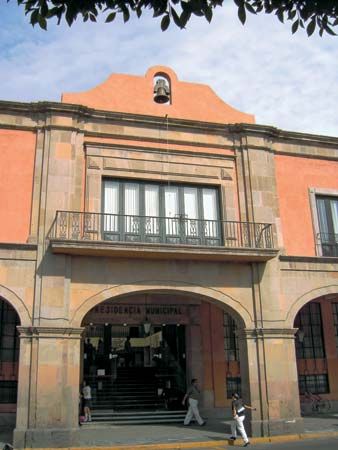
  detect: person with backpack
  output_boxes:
[230,392,256,447]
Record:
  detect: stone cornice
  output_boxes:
[17,326,84,339]
[1,99,338,148]
[237,328,298,340]
[230,123,338,148]
[0,242,37,251]
[85,141,235,160]
[279,255,338,264]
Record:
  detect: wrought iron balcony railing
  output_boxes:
[317,232,338,257]
[49,211,274,250]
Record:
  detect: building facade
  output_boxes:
[0,66,337,448]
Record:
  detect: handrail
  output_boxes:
[48,211,275,250]
[316,232,338,257]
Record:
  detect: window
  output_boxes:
[103,179,221,246]
[316,196,338,256]
[226,377,241,399]
[332,303,338,354]
[0,380,18,403]
[0,298,19,365]
[298,374,329,395]
[295,302,325,359]
[224,312,239,361]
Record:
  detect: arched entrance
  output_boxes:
[0,296,21,425]
[79,291,246,424]
[293,293,338,414]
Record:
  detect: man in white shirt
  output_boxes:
[82,380,92,422]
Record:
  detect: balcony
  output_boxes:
[317,233,338,257]
[48,211,278,262]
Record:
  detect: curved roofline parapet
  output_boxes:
[62,65,255,125]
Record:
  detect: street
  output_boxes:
[166,436,338,450]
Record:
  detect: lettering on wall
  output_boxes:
[84,303,200,325]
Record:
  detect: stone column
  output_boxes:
[238,328,303,437]
[14,326,84,449]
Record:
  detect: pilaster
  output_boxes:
[238,327,303,437]
[14,326,84,449]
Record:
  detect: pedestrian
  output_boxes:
[182,378,206,426]
[230,392,256,447]
[82,380,92,422]
[124,336,133,367]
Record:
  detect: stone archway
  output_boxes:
[0,295,22,426]
[70,280,252,329]
[74,283,252,422]
[286,284,338,328]
[288,287,338,414]
[0,284,31,326]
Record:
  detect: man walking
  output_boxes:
[230,392,256,447]
[182,378,206,426]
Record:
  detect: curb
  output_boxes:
[30,431,338,450]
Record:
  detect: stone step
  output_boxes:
[92,404,165,410]
[84,409,187,425]
[92,410,185,416]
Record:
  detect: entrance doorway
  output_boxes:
[83,323,186,412]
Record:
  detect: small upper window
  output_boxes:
[316,196,338,257]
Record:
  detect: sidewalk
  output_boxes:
[1,414,338,448]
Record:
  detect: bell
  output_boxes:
[154,79,170,104]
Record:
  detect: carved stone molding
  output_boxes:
[236,327,298,341]
[17,326,84,340]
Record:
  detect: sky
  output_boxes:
[0,2,337,137]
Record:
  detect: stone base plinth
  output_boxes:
[14,427,80,449]
[250,417,304,437]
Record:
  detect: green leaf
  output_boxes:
[244,2,256,15]
[171,7,182,28]
[181,1,191,12]
[106,0,116,8]
[136,6,142,18]
[306,17,316,36]
[255,2,263,13]
[153,8,163,18]
[288,9,297,20]
[40,0,48,17]
[122,7,130,23]
[161,14,170,31]
[265,3,273,14]
[105,12,116,22]
[323,23,337,36]
[205,6,212,23]
[238,5,246,25]
[65,8,74,26]
[180,9,191,27]
[38,15,47,30]
[30,9,39,26]
[276,8,284,24]
[291,19,299,34]
[89,14,97,22]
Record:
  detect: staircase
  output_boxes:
[86,367,186,425]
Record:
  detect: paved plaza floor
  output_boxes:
[1,414,338,448]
